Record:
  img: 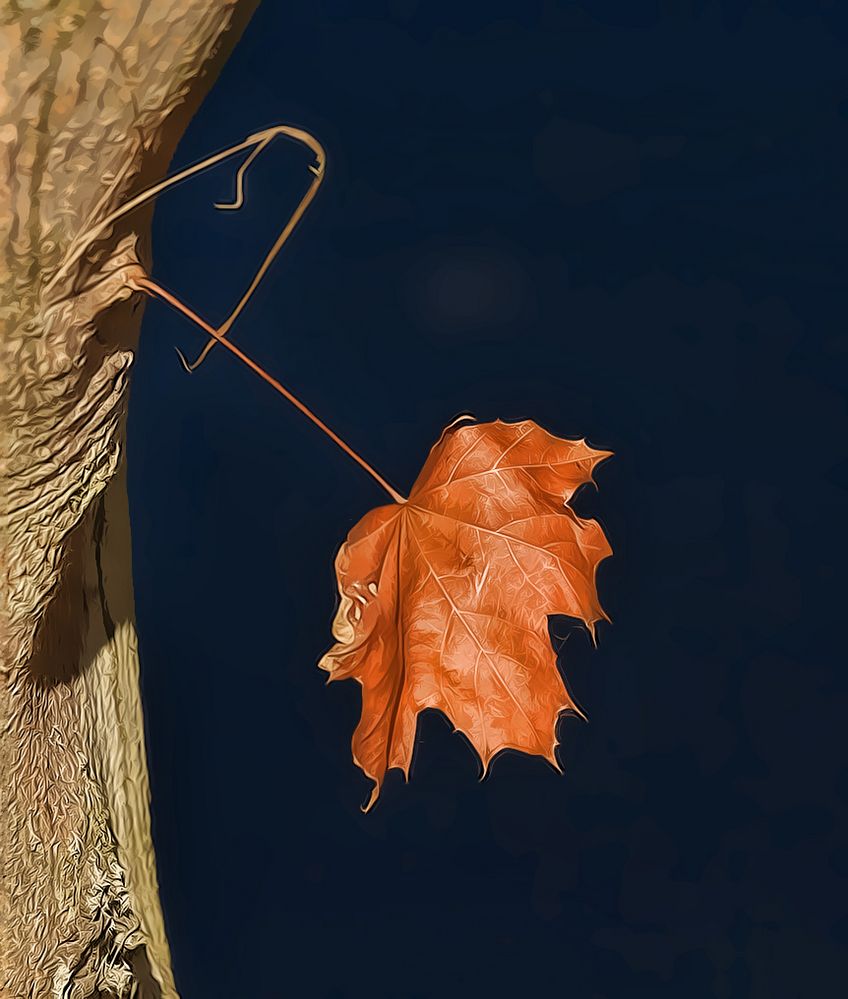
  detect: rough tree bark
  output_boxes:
[0,3,257,996]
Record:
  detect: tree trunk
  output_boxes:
[0,3,257,995]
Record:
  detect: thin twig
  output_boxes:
[134,276,406,505]
[47,125,325,376]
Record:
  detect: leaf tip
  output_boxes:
[478,752,495,782]
[568,700,589,724]
[361,782,381,813]
[586,615,608,647]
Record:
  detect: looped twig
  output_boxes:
[47,124,326,370]
[62,123,405,503]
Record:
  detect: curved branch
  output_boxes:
[48,124,326,369]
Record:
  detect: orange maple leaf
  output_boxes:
[319,419,612,810]
[119,130,613,812]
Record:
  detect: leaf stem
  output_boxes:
[134,276,407,505]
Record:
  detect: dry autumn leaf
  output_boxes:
[125,131,614,814]
[320,418,612,809]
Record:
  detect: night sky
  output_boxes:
[128,3,847,996]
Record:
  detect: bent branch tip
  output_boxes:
[174,346,195,373]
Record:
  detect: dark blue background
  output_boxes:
[128,2,848,996]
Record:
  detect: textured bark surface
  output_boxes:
[0,3,256,996]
